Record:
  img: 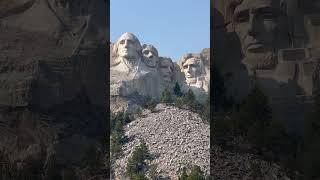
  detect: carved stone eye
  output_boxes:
[258,8,279,19]
[234,10,249,23]
[126,40,133,45]
[260,11,276,19]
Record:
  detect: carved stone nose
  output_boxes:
[187,66,192,72]
[248,14,258,36]
[248,27,258,36]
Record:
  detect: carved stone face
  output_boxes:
[159,58,174,82]
[142,44,159,67]
[116,33,141,60]
[183,57,202,84]
[233,0,282,69]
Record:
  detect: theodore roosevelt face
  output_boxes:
[159,58,174,82]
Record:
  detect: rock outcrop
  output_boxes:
[110,32,210,114]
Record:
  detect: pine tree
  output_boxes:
[178,166,205,180]
[173,82,183,97]
[160,88,173,103]
[144,96,158,111]
[111,111,130,131]
[111,119,125,158]
[184,89,195,107]
[175,97,184,108]
[233,85,272,135]
[180,167,188,180]
[200,96,210,123]
[126,140,149,178]
[188,166,205,180]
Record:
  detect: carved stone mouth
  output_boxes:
[162,73,170,77]
[246,43,266,53]
[247,42,263,49]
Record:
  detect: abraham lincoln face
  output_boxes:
[232,0,285,69]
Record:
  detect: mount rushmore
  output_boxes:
[213,0,320,131]
[110,32,210,113]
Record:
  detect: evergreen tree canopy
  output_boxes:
[173,82,183,97]
[234,85,272,134]
[178,166,205,180]
[160,88,173,103]
[126,140,149,178]
[184,89,195,106]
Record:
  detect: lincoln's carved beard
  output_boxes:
[187,77,197,84]
[242,50,277,71]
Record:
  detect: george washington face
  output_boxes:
[115,32,141,60]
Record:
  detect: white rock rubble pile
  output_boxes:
[113,104,210,179]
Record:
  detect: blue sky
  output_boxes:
[110,0,210,61]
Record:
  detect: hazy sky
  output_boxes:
[110,0,210,61]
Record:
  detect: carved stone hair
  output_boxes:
[227,0,287,23]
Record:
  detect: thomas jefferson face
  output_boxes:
[159,58,173,82]
[142,45,159,67]
[183,58,202,84]
[233,0,282,69]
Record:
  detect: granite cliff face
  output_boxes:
[0,0,107,179]
[110,32,210,114]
